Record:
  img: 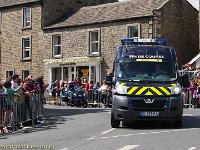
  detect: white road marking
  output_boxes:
[117,145,139,150]
[60,148,68,150]
[100,128,199,139]
[87,136,96,140]
[100,128,115,135]
[188,147,196,150]
[183,114,194,116]
[88,128,115,140]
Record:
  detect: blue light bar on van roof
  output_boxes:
[154,38,168,44]
[121,38,168,45]
[121,38,135,44]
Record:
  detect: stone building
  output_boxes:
[0,0,117,81]
[0,0,198,84]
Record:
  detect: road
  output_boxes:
[1,105,200,150]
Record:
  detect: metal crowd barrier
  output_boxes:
[44,88,113,108]
[182,88,192,108]
[87,89,112,107]
[0,93,44,135]
[182,87,200,108]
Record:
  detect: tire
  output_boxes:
[83,102,88,108]
[111,113,120,128]
[174,118,182,127]
[122,121,129,127]
[70,102,75,107]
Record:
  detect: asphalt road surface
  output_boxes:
[1,105,200,150]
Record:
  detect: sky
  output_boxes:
[118,0,199,10]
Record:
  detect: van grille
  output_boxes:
[133,100,167,109]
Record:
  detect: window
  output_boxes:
[22,37,31,59]
[52,35,61,57]
[128,25,140,38]
[89,31,99,54]
[22,70,29,80]
[23,7,31,28]
[52,68,62,81]
[6,71,14,80]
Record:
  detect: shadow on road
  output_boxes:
[43,105,109,118]
[22,105,108,133]
[120,116,200,130]
[0,105,109,137]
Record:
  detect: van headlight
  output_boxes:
[171,84,181,94]
[114,82,127,94]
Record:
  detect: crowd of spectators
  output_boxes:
[181,64,200,108]
[0,74,47,134]
[50,78,112,107]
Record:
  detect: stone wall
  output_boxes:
[0,3,43,81]
[156,0,199,66]
[42,18,152,82]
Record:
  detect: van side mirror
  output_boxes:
[180,73,190,88]
[106,73,113,85]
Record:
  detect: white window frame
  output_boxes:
[22,37,31,59]
[89,30,100,55]
[22,7,31,28]
[52,34,61,57]
[6,70,14,80]
[127,24,140,38]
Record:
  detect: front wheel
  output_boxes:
[111,113,120,128]
[83,101,88,108]
[174,118,182,127]
[70,101,75,107]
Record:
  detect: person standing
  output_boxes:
[93,82,100,103]
[3,80,22,134]
[50,80,56,105]
[55,80,61,105]
[98,80,109,107]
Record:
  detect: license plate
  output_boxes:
[140,111,159,116]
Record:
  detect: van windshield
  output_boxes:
[117,60,177,82]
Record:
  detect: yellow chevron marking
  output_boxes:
[159,87,171,95]
[150,87,163,95]
[127,87,138,95]
[145,91,153,95]
[120,83,126,86]
[171,84,176,87]
[168,87,172,89]
[136,87,148,95]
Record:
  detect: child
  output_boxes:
[3,80,22,134]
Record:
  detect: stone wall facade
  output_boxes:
[0,3,43,81]
[155,0,199,66]
[42,18,152,82]
[0,0,198,83]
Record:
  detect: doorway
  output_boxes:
[77,66,89,84]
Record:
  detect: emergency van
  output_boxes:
[108,38,189,128]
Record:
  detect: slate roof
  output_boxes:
[0,0,41,8]
[46,0,169,29]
